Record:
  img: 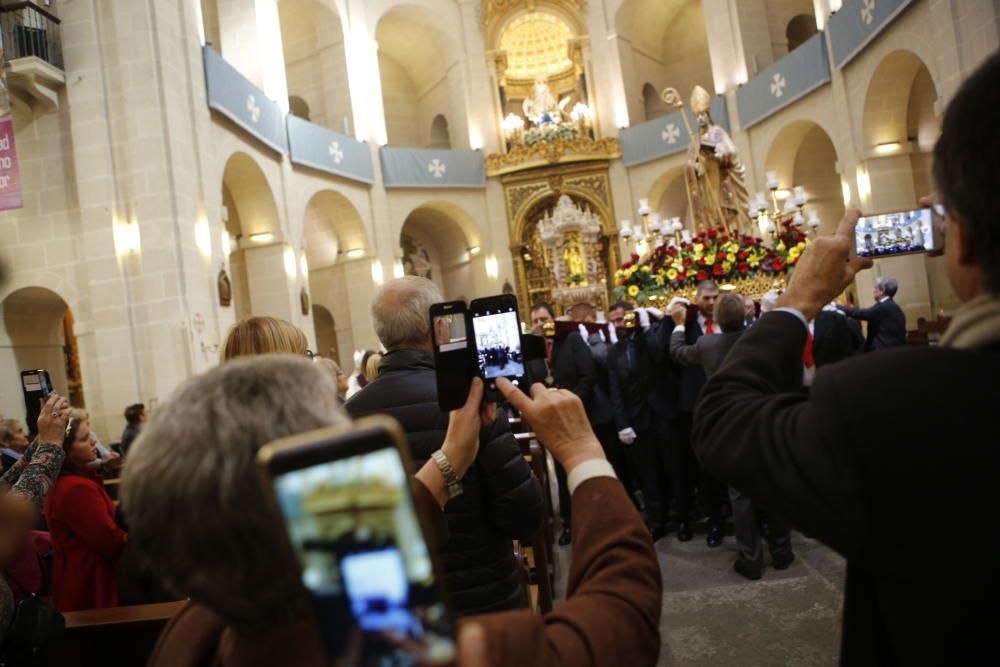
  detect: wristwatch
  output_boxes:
[431,449,463,500]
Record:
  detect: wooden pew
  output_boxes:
[511,428,556,613]
[56,600,186,667]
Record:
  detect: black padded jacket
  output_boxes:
[345,349,545,617]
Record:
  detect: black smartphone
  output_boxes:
[21,369,52,430]
[855,207,943,258]
[258,417,456,665]
[469,294,527,398]
[430,300,474,412]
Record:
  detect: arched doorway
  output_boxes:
[648,166,690,228]
[301,189,368,365]
[221,152,282,320]
[785,14,818,52]
[0,287,85,420]
[399,203,477,301]
[429,114,451,149]
[642,82,669,122]
[764,120,844,234]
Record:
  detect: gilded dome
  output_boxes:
[499,12,574,80]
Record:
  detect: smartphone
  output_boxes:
[469,294,527,398]
[259,417,456,665]
[21,369,52,430]
[855,208,942,258]
[430,300,475,412]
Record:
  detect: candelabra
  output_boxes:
[747,171,820,242]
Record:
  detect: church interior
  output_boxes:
[0,0,998,664]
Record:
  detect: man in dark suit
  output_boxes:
[606,302,677,540]
[674,281,728,546]
[692,51,1000,663]
[812,306,864,368]
[837,276,907,350]
[530,302,596,545]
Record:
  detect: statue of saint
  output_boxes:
[683,86,751,232]
[562,235,587,282]
[522,78,565,126]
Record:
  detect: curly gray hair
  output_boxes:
[371,276,443,350]
[121,355,347,629]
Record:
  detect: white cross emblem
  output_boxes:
[770,73,787,98]
[661,123,680,144]
[328,141,344,164]
[428,158,447,178]
[245,94,261,123]
[861,0,875,25]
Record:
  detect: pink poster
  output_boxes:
[0,116,23,211]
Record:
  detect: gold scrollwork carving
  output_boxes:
[486,136,621,176]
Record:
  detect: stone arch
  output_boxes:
[764,120,844,234]
[376,4,463,148]
[647,166,689,227]
[785,13,818,52]
[429,114,451,149]
[279,0,353,135]
[302,189,369,270]
[311,304,339,362]
[862,50,939,152]
[0,287,85,418]
[642,82,669,122]
[485,0,586,48]
[399,202,479,300]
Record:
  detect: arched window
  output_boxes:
[642,82,669,122]
[786,14,818,52]
[429,114,451,149]
[288,95,311,120]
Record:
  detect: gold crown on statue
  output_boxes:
[690,85,712,114]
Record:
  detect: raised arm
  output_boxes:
[669,329,702,367]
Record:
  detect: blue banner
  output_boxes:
[202,46,287,154]
[619,96,730,167]
[829,0,916,68]
[286,116,374,185]
[736,32,830,129]
[379,147,486,189]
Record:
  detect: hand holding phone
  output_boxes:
[20,369,53,435]
[35,393,70,444]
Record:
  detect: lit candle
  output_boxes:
[766,171,780,191]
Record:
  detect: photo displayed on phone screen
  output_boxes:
[856,209,936,258]
[273,447,455,665]
[472,307,524,380]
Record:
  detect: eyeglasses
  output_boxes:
[304,349,315,359]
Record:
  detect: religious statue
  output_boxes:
[402,235,433,280]
[522,78,568,126]
[666,86,750,232]
[562,234,588,283]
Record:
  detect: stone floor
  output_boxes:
[552,525,846,666]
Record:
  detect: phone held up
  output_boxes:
[20,369,53,431]
[855,205,945,258]
[258,417,456,666]
[431,294,529,410]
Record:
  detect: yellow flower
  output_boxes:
[704,254,716,266]
[641,265,652,273]
[788,247,801,260]
[694,243,704,254]
[671,263,683,272]
[776,242,787,252]
[727,253,736,263]
[796,242,807,251]
[749,256,760,268]
[655,276,665,286]
[722,262,732,273]
[666,268,678,280]
[628,285,640,297]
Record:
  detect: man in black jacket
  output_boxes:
[529,302,596,545]
[837,276,906,350]
[347,276,544,617]
[693,52,1000,664]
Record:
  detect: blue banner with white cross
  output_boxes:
[379,147,486,189]
[828,0,917,69]
[202,46,287,154]
[619,95,731,167]
[286,115,374,185]
[736,31,831,129]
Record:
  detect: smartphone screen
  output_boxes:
[856,208,937,258]
[267,425,455,665]
[470,296,526,393]
[431,301,474,412]
[21,369,52,430]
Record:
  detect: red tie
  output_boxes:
[545,339,553,364]
[803,330,815,368]
[704,319,715,335]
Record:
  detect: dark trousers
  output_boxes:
[729,485,792,566]
[593,421,637,500]
[627,416,675,529]
[676,411,727,524]
[554,460,570,525]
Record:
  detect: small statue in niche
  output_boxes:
[217,266,232,307]
[300,288,310,316]
[562,235,588,285]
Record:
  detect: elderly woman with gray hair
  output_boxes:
[125,353,662,666]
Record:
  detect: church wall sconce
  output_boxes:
[346,248,365,259]
[249,232,274,243]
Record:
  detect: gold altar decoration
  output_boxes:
[482,0,585,31]
[487,136,620,176]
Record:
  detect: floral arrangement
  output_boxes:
[613,224,809,303]
[523,123,579,146]
[567,273,588,286]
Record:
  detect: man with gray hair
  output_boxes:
[837,275,907,351]
[346,276,544,616]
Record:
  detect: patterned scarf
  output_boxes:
[938,294,1000,350]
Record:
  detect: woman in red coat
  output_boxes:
[44,416,128,611]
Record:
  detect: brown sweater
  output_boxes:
[147,476,662,667]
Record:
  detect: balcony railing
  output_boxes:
[0,1,63,70]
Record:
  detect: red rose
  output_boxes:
[707,229,718,239]
[716,252,727,260]
[696,269,708,281]
[737,251,749,259]
[712,264,725,276]
[631,253,640,261]
[738,263,749,274]
[682,257,693,267]
[773,259,785,271]
[623,262,632,269]
[698,257,707,266]
[797,233,807,243]
[677,271,686,281]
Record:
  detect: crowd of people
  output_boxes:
[0,51,998,666]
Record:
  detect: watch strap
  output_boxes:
[431,449,463,499]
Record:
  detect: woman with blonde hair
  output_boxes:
[221,316,310,362]
[313,357,349,403]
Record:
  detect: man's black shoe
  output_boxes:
[734,558,762,580]
[772,551,796,570]
[676,521,693,541]
[558,528,572,546]
[706,523,724,548]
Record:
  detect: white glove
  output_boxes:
[618,427,637,445]
[636,308,651,329]
[667,297,691,310]
[645,307,664,321]
[598,329,606,343]
[608,325,618,345]
[578,323,589,339]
